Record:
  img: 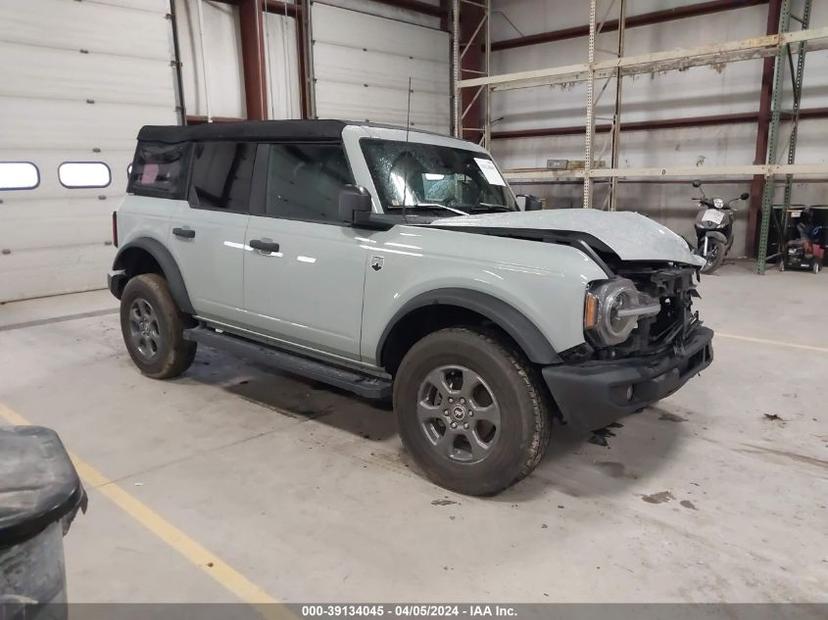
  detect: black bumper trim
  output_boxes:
[541,326,714,431]
[107,269,127,299]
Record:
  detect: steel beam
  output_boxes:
[238,0,268,120]
[264,0,298,17]
[492,0,768,51]
[370,0,446,19]
[746,0,782,256]
[504,163,828,182]
[459,26,828,91]
[490,107,828,140]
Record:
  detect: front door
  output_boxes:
[167,141,255,324]
[242,142,367,361]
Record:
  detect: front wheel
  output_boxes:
[393,328,551,496]
[120,273,196,379]
[700,237,726,274]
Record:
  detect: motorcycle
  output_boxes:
[691,180,749,274]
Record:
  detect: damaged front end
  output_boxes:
[572,262,704,363]
[540,237,713,431]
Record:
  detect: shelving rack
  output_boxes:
[451,0,828,265]
[756,0,814,273]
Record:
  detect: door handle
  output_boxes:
[172,227,195,239]
[249,239,280,253]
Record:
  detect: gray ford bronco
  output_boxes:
[109,120,713,495]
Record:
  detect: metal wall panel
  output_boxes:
[173,0,246,119]
[0,0,172,59]
[264,12,302,119]
[0,0,178,301]
[311,2,450,133]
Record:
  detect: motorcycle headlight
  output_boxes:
[584,279,662,346]
[713,198,724,209]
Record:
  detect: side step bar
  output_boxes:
[184,326,392,400]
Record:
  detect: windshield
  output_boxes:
[361,139,517,215]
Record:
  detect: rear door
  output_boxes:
[242,142,367,361]
[166,141,254,325]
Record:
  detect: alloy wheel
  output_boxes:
[128,297,161,360]
[417,365,501,464]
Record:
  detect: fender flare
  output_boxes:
[113,237,194,314]
[377,288,561,366]
[705,231,728,245]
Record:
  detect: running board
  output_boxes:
[184,326,392,400]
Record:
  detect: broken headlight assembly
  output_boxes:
[583,279,662,346]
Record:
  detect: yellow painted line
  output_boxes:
[0,403,291,618]
[717,332,828,354]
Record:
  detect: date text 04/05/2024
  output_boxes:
[300,605,518,617]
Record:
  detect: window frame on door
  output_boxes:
[187,141,257,215]
[249,141,355,226]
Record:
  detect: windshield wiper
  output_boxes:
[404,202,470,216]
[463,202,515,213]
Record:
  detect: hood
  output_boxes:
[429,209,705,267]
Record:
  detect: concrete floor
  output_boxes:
[0,261,826,604]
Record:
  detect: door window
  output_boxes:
[189,142,256,213]
[264,144,352,222]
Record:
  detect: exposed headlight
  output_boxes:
[584,279,662,346]
[713,198,725,209]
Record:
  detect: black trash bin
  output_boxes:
[0,426,86,613]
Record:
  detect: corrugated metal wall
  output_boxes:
[311,2,450,133]
[489,0,828,255]
[0,0,179,302]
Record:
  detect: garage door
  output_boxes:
[310,2,450,134]
[0,0,179,302]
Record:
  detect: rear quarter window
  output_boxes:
[128,142,191,199]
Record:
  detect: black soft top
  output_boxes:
[137,119,349,144]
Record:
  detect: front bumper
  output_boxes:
[542,326,713,431]
[107,269,126,299]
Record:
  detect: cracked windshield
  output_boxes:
[361,138,517,216]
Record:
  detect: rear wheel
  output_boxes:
[700,238,726,274]
[393,327,551,496]
[120,273,196,379]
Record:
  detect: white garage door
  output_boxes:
[311,2,450,134]
[0,0,179,302]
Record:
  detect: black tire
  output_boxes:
[700,238,726,274]
[120,273,196,379]
[393,327,551,496]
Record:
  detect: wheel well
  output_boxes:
[112,247,163,296]
[380,305,525,376]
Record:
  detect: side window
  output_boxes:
[265,143,352,222]
[129,142,190,198]
[189,142,255,213]
[0,162,39,190]
[59,162,111,188]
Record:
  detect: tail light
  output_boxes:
[111,211,118,247]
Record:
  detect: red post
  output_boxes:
[746,0,782,256]
[459,2,485,142]
[238,0,268,120]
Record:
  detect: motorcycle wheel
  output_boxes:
[700,238,726,274]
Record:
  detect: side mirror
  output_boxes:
[692,180,702,188]
[740,192,750,200]
[339,185,372,224]
[517,194,542,211]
